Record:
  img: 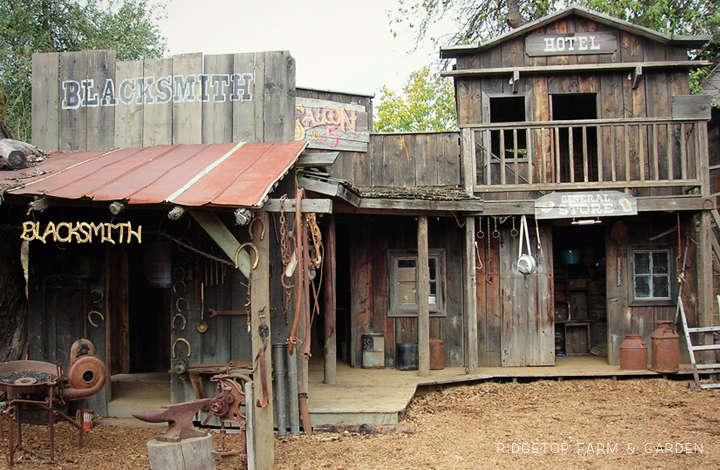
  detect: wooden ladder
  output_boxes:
[677,295,720,390]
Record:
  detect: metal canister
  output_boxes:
[361,334,385,369]
[620,334,647,370]
[396,343,418,371]
[651,321,680,373]
[429,338,445,370]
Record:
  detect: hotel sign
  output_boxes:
[535,191,637,220]
[525,32,617,57]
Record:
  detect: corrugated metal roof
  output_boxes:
[8,141,308,208]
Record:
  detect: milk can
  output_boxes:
[651,321,680,373]
[620,335,647,370]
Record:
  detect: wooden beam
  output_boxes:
[295,152,339,167]
[512,70,520,94]
[464,216,479,375]
[262,198,332,214]
[297,175,361,207]
[323,214,337,384]
[359,198,484,212]
[632,65,643,89]
[441,60,712,78]
[250,211,274,470]
[189,211,250,279]
[417,215,430,377]
[462,128,475,195]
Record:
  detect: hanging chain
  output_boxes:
[279,195,292,325]
[149,231,235,267]
[306,213,323,270]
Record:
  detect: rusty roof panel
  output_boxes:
[9,141,308,208]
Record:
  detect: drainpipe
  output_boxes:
[273,343,288,437]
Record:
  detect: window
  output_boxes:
[489,96,528,163]
[388,249,446,317]
[629,246,674,306]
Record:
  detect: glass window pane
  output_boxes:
[397,266,416,282]
[397,283,416,305]
[398,259,416,269]
[653,276,669,298]
[635,276,650,297]
[429,259,436,281]
[634,252,650,274]
[652,252,669,274]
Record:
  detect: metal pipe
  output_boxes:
[272,343,288,437]
[287,346,300,436]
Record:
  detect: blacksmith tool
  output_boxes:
[197,283,208,333]
[209,309,248,318]
[132,398,212,442]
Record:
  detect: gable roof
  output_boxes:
[441,6,710,58]
[5,141,308,209]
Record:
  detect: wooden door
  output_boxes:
[500,225,554,366]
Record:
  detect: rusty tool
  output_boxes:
[256,314,270,408]
[197,283,208,333]
[209,309,248,318]
[132,398,212,442]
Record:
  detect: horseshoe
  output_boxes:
[172,338,191,358]
[173,266,186,281]
[235,242,259,271]
[249,218,265,241]
[90,288,104,304]
[88,310,105,328]
[172,313,187,331]
[175,297,189,313]
[172,280,187,295]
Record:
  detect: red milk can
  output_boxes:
[651,320,680,373]
[620,335,647,370]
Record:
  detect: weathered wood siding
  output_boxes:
[605,214,697,365]
[336,132,462,188]
[475,222,554,367]
[32,50,295,150]
[347,214,464,368]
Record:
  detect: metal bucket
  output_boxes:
[620,335,647,370]
[362,334,384,369]
[430,338,445,370]
[396,343,418,371]
[651,320,679,373]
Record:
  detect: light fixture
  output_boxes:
[109,201,125,215]
[234,207,252,225]
[571,218,602,226]
[168,205,185,220]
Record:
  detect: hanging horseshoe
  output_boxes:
[87,310,105,328]
[249,218,265,241]
[173,267,186,281]
[176,297,190,313]
[235,242,259,271]
[172,313,187,331]
[90,288,104,304]
[172,280,187,295]
[172,338,191,358]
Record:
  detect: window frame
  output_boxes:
[388,248,447,318]
[628,245,675,307]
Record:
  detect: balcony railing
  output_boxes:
[464,118,707,192]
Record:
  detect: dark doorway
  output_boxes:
[551,93,598,183]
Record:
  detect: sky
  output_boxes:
[158,0,443,97]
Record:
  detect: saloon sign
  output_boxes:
[534,191,637,220]
[295,97,370,152]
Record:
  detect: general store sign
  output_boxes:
[535,191,637,219]
[525,32,617,57]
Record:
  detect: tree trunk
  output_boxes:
[0,117,13,140]
[0,235,28,362]
[507,0,528,29]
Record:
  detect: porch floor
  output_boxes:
[305,356,702,425]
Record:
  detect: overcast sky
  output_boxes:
[158,0,441,97]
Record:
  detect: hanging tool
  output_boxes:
[209,309,248,318]
[256,312,270,408]
[197,283,208,333]
[510,216,518,237]
[476,217,484,238]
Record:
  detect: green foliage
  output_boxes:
[0,0,167,142]
[374,67,457,133]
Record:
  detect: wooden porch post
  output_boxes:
[417,215,430,377]
[323,214,337,384]
[464,216,479,375]
[250,211,274,469]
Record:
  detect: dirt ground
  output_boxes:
[1,377,719,469]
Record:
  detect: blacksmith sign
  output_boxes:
[525,32,617,57]
[534,191,637,220]
[294,97,370,152]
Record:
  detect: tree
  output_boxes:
[0,0,167,142]
[391,0,720,51]
[374,66,457,133]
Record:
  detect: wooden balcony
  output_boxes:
[463,118,709,194]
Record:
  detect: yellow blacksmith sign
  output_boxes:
[21,221,142,244]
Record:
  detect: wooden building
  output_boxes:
[4,8,718,460]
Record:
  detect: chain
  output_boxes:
[149,231,235,267]
[279,195,292,325]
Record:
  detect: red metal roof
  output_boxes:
[9,141,308,208]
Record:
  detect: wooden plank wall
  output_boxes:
[32,50,295,150]
[475,220,554,367]
[348,215,464,368]
[340,132,461,188]
[605,214,696,365]
[454,15,695,199]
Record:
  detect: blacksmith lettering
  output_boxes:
[137,77,155,104]
[198,74,210,102]
[211,74,230,102]
[81,79,99,106]
[230,73,253,101]
[173,75,196,102]
[156,76,173,104]
[119,78,135,105]
[62,80,82,109]
[101,78,117,106]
